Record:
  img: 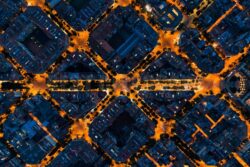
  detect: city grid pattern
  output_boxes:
[0,0,249,166]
